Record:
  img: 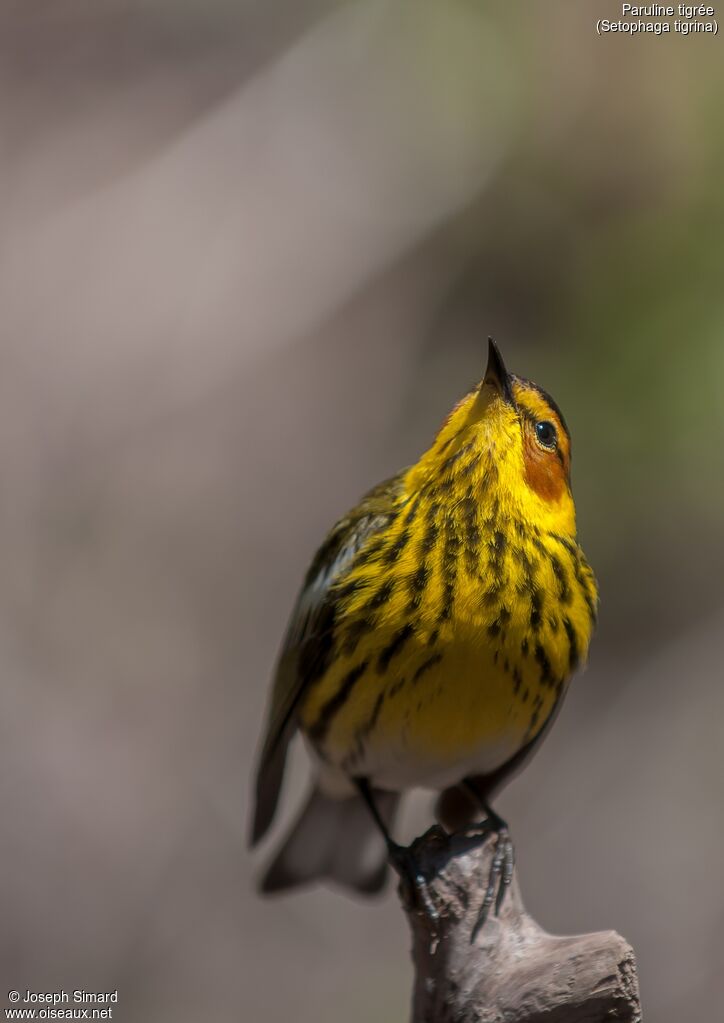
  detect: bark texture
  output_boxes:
[395,826,641,1023]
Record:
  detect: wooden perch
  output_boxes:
[394,825,641,1023]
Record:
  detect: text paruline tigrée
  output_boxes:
[597,3,718,33]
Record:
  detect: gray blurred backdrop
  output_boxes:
[1,2,723,1021]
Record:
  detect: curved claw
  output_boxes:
[388,842,440,922]
[471,828,515,941]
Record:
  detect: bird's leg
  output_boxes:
[462,780,515,937]
[355,779,439,921]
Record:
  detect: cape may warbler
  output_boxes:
[251,340,597,905]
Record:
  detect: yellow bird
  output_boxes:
[251,340,597,913]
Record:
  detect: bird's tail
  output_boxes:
[259,785,399,895]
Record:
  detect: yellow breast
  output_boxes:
[298,481,597,789]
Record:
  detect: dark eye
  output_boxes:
[535,420,557,450]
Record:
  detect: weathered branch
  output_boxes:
[394,826,641,1023]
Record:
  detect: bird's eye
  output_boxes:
[535,420,557,450]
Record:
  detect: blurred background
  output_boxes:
[1,1,723,1020]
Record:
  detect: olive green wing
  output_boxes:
[250,472,406,846]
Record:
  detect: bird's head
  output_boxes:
[409,339,577,537]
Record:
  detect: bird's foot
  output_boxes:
[465,811,515,940]
[387,838,440,923]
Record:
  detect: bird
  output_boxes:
[250,339,598,914]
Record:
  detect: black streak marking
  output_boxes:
[388,677,406,698]
[308,659,369,741]
[358,691,385,742]
[461,494,480,577]
[342,614,376,657]
[412,653,443,685]
[488,605,511,639]
[353,537,386,568]
[403,493,423,528]
[367,578,395,610]
[335,578,366,603]
[531,535,546,557]
[438,581,455,622]
[512,666,523,695]
[546,532,598,623]
[383,527,411,566]
[530,589,543,630]
[438,520,460,623]
[524,687,549,742]
[547,532,578,557]
[550,553,572,604]
[407,563,431,611]
[535,643,554,688]
[421,517,440,554]
[459,452,482,478]
[563,617,580,672]
[377,623,415,674]
[491,530,507,557]
[441,440,476,474]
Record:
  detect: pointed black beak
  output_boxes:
[483,337,515,406]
